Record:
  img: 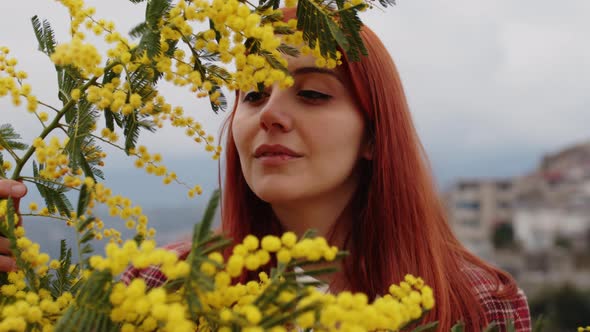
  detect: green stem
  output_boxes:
[10,63,116,180]
[0,136,21,164]
[36,100,61,113]
[20,176,81,191]
[20,213,70,222]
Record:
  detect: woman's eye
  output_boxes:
[243,91,268,103]
[298,90,332,101]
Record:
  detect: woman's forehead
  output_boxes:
[284,53,316,69]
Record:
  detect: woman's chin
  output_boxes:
[252,186,302,205]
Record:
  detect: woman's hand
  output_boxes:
[0,179,27,272]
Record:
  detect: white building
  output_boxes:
[513,207,589,252]
[445,179,515,260]
[513,141,590,252]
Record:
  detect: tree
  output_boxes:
[492,222,515,249]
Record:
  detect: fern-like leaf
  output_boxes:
[57,66,84,106]
[30,16,57,56]
[260,51,289,72]
[31,15,45,53]
[378,0,396,7]
[195,189,220,244]
[50,240,75,298]
[123,113,141,152]
[32,162,73,217]
[76,184,90,218]
[54,271,116,331]
[257,0,281,11]
[277,43,300,57]
[296,0,339,58]
[42,19,57,55]
[146,0,172,29]
[129,22,148,39]
[335,0,367,61]
[138,29,162,58]
[0,124,29,151]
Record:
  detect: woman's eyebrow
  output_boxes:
[291,67,344,84]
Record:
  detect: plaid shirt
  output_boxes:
[121,240,531,331]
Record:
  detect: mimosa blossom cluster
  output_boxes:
[0,230,434,331]
[0,0,422,330]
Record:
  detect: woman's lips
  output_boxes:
[256,153,301,166]
[254,144,302,166]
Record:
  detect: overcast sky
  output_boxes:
[1,0,589,209]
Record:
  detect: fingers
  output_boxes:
[0,179,27,199]
[0,254,16,273]
[0,237,11,255]
[0,179,27,226]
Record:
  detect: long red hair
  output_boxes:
[220,8,518,331]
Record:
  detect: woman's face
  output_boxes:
[232,53,370,205]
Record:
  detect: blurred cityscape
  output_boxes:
[443,140,590,329]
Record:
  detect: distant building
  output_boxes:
[445,179,515,260]
[444,141,590,294]
[513,141,590,252]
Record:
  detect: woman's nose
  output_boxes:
[259,91,293,132]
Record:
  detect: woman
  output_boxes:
[220,9,531,331]
[1,9,531,331]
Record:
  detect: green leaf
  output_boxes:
[31,15,45,53]
[76,184,90,218]
[42,19,57,55]
[326,19,350,52]
[260,10,283,25]
[137,29,162,58]
[0,124,29,151]
[79,230,95,244]
[296,0,340,58]
[483,322,500,332]
[31,16,57,55]
[412,321,439,332]
[76,216,95,233]
[123,113,141,152]
[450,321,465,332]
[378,0,396,7]
[32,162,73,217]
[506,319,516,332]
[54,271,115,331]
[146,0,172,29]
[273,25,295,35]
[209,19,222,43]
[335,0,367,61]
[257,0,281,11]
[260,51,289,72]
[80,243,93,256]
[532,315,545,332]
[195,189,220,244]
[64,99,104,180]
[50,240,75,298]
[129,22,148,39]
[57,66,83,106]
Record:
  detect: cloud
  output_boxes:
[359,0,590,186]
[2,0,588,193]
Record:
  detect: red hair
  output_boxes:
[220,8,518,331]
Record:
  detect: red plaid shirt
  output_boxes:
[121,241,531,331]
